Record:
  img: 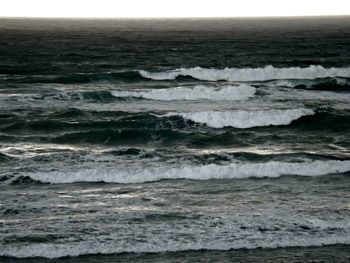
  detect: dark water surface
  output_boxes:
[0,17,350,261]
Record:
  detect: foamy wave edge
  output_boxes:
[165,108,314,128]
[139,65,350,81]
[2,236,350,258]
[111,84,255,101]
[23,160,350,184]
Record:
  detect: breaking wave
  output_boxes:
[1,236,350,258]
[111,84,256,101]
[165,108,314,128]
[22,160,350,184]
[139,65,350,81]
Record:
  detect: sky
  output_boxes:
[1,0,350,18]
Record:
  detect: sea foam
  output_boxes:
[164,108,314,128]
[139,65,350,81]
[1,235,350,258]
[111,84,255,101]
[24,160,350,184]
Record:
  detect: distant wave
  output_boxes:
[164,108,314,128]
[111,84,255,101]
[3,66,350,85]
[22,160,350,184]
[139,65,350,81]
[0,71,146,84]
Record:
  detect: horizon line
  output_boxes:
[1,14,350,20]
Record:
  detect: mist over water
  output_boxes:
[1,17,350,262]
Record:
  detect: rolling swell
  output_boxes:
[0,108,342,134]
[293,78,350,91]
[50,128,186,145]
[271,78,350,91]
[290,109,350,132]
[3,66,350,85]
[0,112,195,134]
[1,109,350,147]
[0,71,146,84]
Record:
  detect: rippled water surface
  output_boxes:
[0,17,350,261]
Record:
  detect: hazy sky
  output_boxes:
[1,0,350,18]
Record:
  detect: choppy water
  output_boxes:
[0,17,350,262]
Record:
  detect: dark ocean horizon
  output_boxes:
[0,17,350,262]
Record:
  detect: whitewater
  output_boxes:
[21,160,350,184]
[139,65,350,81]
[1,17,350,263]
[164,108,314,128]
[111,84,256,101]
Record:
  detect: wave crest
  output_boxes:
[111,84,255,101]
[2,235,350,258]
[165,108,314,128]
[23,160,350,184]
[139,65,350,81]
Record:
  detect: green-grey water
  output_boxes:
[0,17,350,262]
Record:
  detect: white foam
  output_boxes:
[1,232,350,258]
[111,84,255,101]
[24,160,350,184]
[139,65,350,81]
[165,108,314,128]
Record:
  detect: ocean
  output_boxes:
[0,17,350,262]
